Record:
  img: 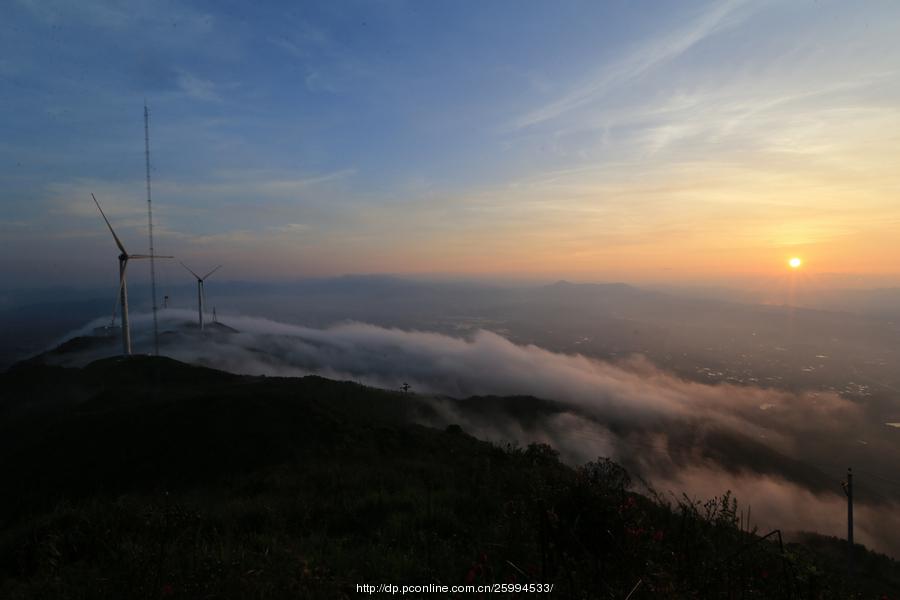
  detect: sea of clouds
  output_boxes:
[53,309,900,556]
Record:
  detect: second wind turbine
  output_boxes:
[181,263,221,331]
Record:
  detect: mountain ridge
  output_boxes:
[2,356,899,598]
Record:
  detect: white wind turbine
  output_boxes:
[180,263,221,331]
[93,193,173,356]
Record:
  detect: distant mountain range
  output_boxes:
[4,275,900,369]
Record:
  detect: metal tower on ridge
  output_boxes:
[145,102,160,355]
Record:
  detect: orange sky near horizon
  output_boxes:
[5,1,900,291]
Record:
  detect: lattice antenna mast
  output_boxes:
[145,102,160,355]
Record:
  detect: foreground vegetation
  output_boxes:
[1,356,898,598]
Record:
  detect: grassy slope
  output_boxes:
[1,357,898,599]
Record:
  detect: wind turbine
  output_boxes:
[93,193,173,356]
[181,263,221,331]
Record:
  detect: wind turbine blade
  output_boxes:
[180,262,202,280]
[131,254,174,259]
[201,265,222,280]
[92,193,127,255]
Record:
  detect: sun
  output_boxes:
[788,257,802,269]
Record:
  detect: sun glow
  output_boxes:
[788,257,802,269]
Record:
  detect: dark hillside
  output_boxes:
[0,358,897,599]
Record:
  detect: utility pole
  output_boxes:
[842,467,854,579]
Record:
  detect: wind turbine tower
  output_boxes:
[181,263,221,331]
[93,193,173,355]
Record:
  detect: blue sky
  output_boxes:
[3,0,900,289]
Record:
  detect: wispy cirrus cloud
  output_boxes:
[512,0,755,130]
[19,168,355,262]
[269,223,311,234]
[176,70,223,102]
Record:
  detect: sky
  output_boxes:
[3,0,900,290]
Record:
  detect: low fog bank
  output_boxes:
[8,277,900,421]
[50,310,900,556]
